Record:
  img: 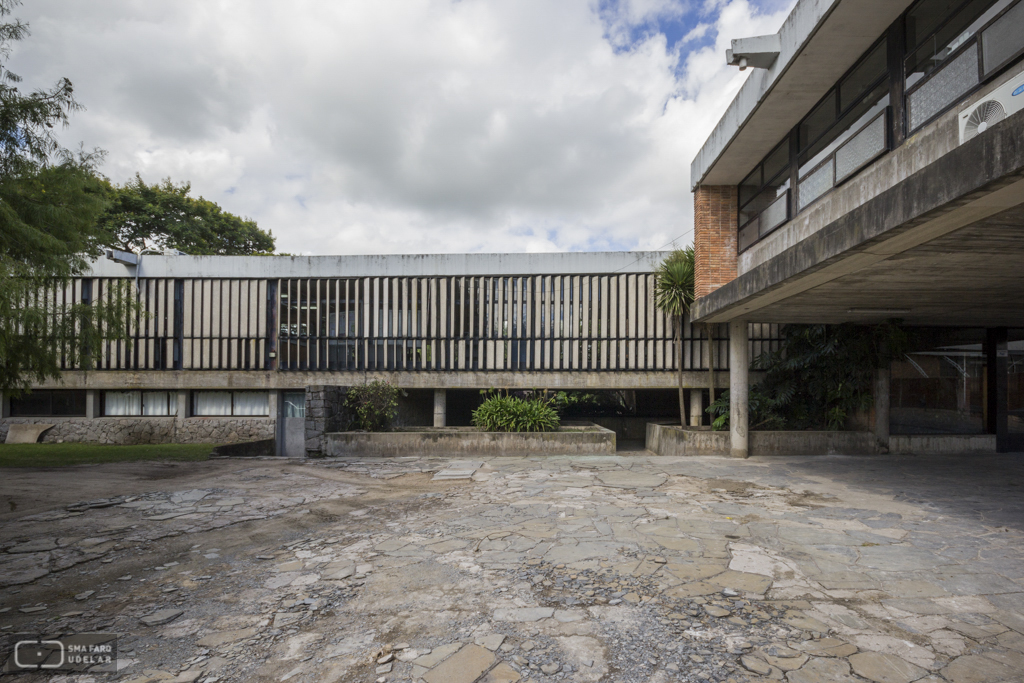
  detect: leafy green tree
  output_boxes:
[101,174,275,255]
[0,0,137,396]
[654,247,695,426]
[708,322,908,431]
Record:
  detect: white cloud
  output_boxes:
[10,0,794,255]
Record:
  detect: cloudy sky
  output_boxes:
[10,0,794,255]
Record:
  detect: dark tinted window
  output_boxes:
[10,390,87,417]
[52,391,87,416]
[841,39,888,111]
[906,0,999,77]
[739,167,762,207]
[799,93,836,151]
[762,139,790,184]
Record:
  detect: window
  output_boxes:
[738,137,792,251]
[102,391,177,416]
[905,0,1016,131]
[283,391,306,418]
[10,390,87,417]
[192,391,269,416]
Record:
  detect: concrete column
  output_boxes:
[729,320,749,459]
[176,390,189,419]
[874,367,890,452]
[85,390,99,418]
[433,389,447,428]
[986,327,1009,452]
[689,389,703,427]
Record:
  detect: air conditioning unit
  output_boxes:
[959,72,1024,144]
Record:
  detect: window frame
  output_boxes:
[735,0,1024,250]
[101,390,177,417]
[9,390,87,417]
[190,390,270,417]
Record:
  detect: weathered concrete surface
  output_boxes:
[889,434,996,455]
[3,423,54,444]
[2,452,1024,682]
[324,424,616,457]
[646,423,729,456]
[646,423,880,456]
[692,110,1024,327]
[0,417,275,445]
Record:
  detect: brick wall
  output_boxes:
[694,185,738,298]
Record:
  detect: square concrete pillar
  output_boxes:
[689,388,703,427]
[176,390,189,419]
[874,367,890,451]
[433,389,447,428]
[986,327,1009,452]
[729,320,749,459]
[85,390,100,418]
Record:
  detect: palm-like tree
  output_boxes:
[655,248,695,426]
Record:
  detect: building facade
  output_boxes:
[1,252,781,455]
[691,0,1024,453]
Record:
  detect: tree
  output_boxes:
[654,247,695,427]
[0,0,137,396]
[100,174,275,255]
[708,322,909,431]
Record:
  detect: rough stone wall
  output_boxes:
[0,417,275,445]
[304,385,350,455]
[694,185,739,298]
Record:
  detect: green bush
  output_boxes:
[472,394,560,432]
[344,380,401,432]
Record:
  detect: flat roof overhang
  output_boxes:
[691,114,1024,327]
[690,0,915,189]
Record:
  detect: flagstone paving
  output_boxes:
[2,452,1024,682]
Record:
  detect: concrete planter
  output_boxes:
[889,434,995,454]
[646,423,879,456]
[323,422,615,457]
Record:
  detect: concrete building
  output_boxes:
[0,252,781,455]
[691,0,1024,453]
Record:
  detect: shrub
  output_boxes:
[472,394,560,432]
[344,380,401,432]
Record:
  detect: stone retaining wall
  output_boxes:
[0,417,275,445]
[304,385,351,455]
[324,423,616,457]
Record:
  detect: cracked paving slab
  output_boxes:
[2,453,1024,683]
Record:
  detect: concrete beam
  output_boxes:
[726,34,781,70]
[38,370,735,391]
[83,251,672,280]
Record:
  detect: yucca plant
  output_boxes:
[654,247,695,426]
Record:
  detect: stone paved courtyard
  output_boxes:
[2,452,1024,683]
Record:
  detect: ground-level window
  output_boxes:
[9,390,87,417]
[192,391,269,416]
[103,391,177,416]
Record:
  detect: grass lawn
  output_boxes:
[0,442,213,467]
